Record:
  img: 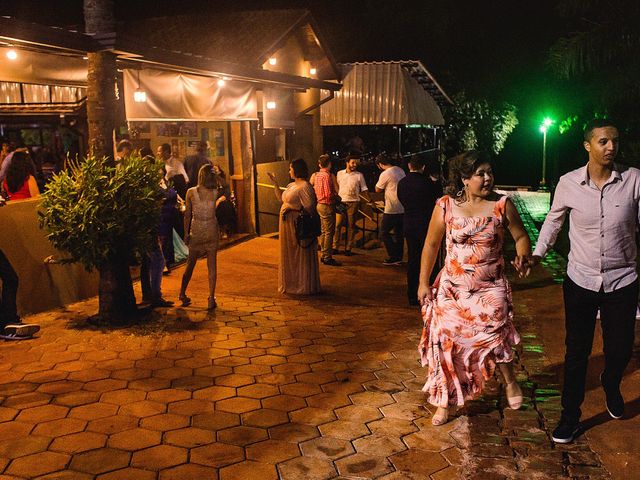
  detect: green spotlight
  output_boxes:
[543,117,553,127]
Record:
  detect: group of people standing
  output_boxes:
[417,118,638,446]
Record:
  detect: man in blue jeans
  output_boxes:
[375,154,406,266]
[530,118,640,443]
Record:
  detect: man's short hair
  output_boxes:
[584,118,618,141]
[116,139,132,152]
[318,154,331,168]
[346,154,360,163]
[408,155,424,171]
[375,153,392,166]
[160,143,172,155]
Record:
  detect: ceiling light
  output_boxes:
[6,50,17,60]
[134,88,147,103]
[268,57,277,66]
[217,79,225,87]
[266,101,276,110]
[310,67,317,75]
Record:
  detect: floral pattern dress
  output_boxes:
[419,195,520,407]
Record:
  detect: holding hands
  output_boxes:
[510,254,541,278]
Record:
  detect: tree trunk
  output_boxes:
[98,257,137,322]
[84,0,116,162]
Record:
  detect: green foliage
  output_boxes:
[442,91,519,157]
[39,155,163,271]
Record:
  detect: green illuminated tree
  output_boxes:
[39,155,162,323]
[442,91,518,158]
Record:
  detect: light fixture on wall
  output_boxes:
[268,57,277,66]
[309,67,317,75]
[6,49,17,60]
[266,101,277,110]
[133,69,147,103]
[217,78,225,87]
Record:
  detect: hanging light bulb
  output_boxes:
[217,79,225,87]
[268,57,277,66]
[6,50,17,60]
[266,101,277,110]
[134,69,147,103]
[309,67,317,75]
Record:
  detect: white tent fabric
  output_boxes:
[0,47,88,86]
[320,63,444,126]
[123,68,258,121]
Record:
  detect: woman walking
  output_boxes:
[179,164,225,310]
[267,159,321,295]
[417,151,531,425]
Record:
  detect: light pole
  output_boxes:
[539,118,553,190]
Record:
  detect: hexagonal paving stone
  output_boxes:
[367,417,419,437]
[335,405,383,423]
[159,463,219,480]
[236,383,280,399]
[215,374,255,387]
[299,436,355,460]
[70,448,131,475]
[96,467,157,480]
[119,400,166,417]
[217,425,268,446]
[402,429,456,452]
[131,444,188,470]
[128,377,171,391]
[83,379,128,393]
[318,419,370,441]
[6,450,71,477]
[38,470,94,480]
[50,431,108,454]
[110,368,152,381]
[0,421,36,440]
[70,402,119,421]
[380,402,429,421]
[192,385,236,402]
[289,407,336,426]
[108,427,162,451]
[268,423,320,443]
[0,435,51,459]
[261,394,307,412]
[146,388,191,403]
[335,452,394,478]
[215,397,261,414]
[138,413,189,432]
[167,399,215,416]
[87,415,139,435]
[100,389,147,406]
[353,433,407,457]
[349,391,395,407]
[241,408,289,428]
[164,427,216,448]
[280,383,322,398]
[220,460,278,480]
[388,448,449,476]
[0,406,18,422]
[191,442,245,468]
[15,404,69,423]
[278,456,337,480]
[37,380,83,395]
[33,417,87,437]
[246,439,300,464]
[54,390,102,407]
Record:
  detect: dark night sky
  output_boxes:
[4,0,578,185]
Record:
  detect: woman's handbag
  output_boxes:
[294,209,321,248]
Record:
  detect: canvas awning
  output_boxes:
[320,61,451,126]
[123,68,258,121]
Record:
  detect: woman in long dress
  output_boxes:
[417,151,532,425]
[268,159,321,295]
[179,164,226,310]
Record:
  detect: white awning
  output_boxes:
[0,46,87,86]
[320,62,446,126]
[123,68,258,121]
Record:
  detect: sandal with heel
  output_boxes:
[432,407,449,426]
[506,381,523,410]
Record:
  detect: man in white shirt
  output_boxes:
[333,155,371,255]
[157,143,188,200]
[530,118,640,444]
[375,154,406,265]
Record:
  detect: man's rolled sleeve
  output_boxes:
[533,180,569,258]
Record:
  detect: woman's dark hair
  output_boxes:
[444,150,493,198]
[5,152,35,194]
[197,164,219,189]
[290,158,309,180]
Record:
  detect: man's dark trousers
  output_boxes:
[0,249,19,326]
[561,276,638,423]
[404,221,427,303]
[381,213,404,261]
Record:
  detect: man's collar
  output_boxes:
[578,163,622,185]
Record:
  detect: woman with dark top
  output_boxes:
[212,164,236,237]
[179,164,225,309]
[2,151,40,201]
[267,159,321,295]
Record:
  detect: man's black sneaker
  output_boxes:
[321,258,342,266]
[551,419,580,444]
[383,258,402,266]
[600,372,624,419]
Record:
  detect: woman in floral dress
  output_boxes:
[417,151,532,425]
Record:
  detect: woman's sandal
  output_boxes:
[432,407,449,426]
[207,297,217,310]
[179,295,191,307]
[506,381,523,410]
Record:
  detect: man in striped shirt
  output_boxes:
[311,155,341,266]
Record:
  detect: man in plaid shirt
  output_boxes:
[311,155,341,266]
